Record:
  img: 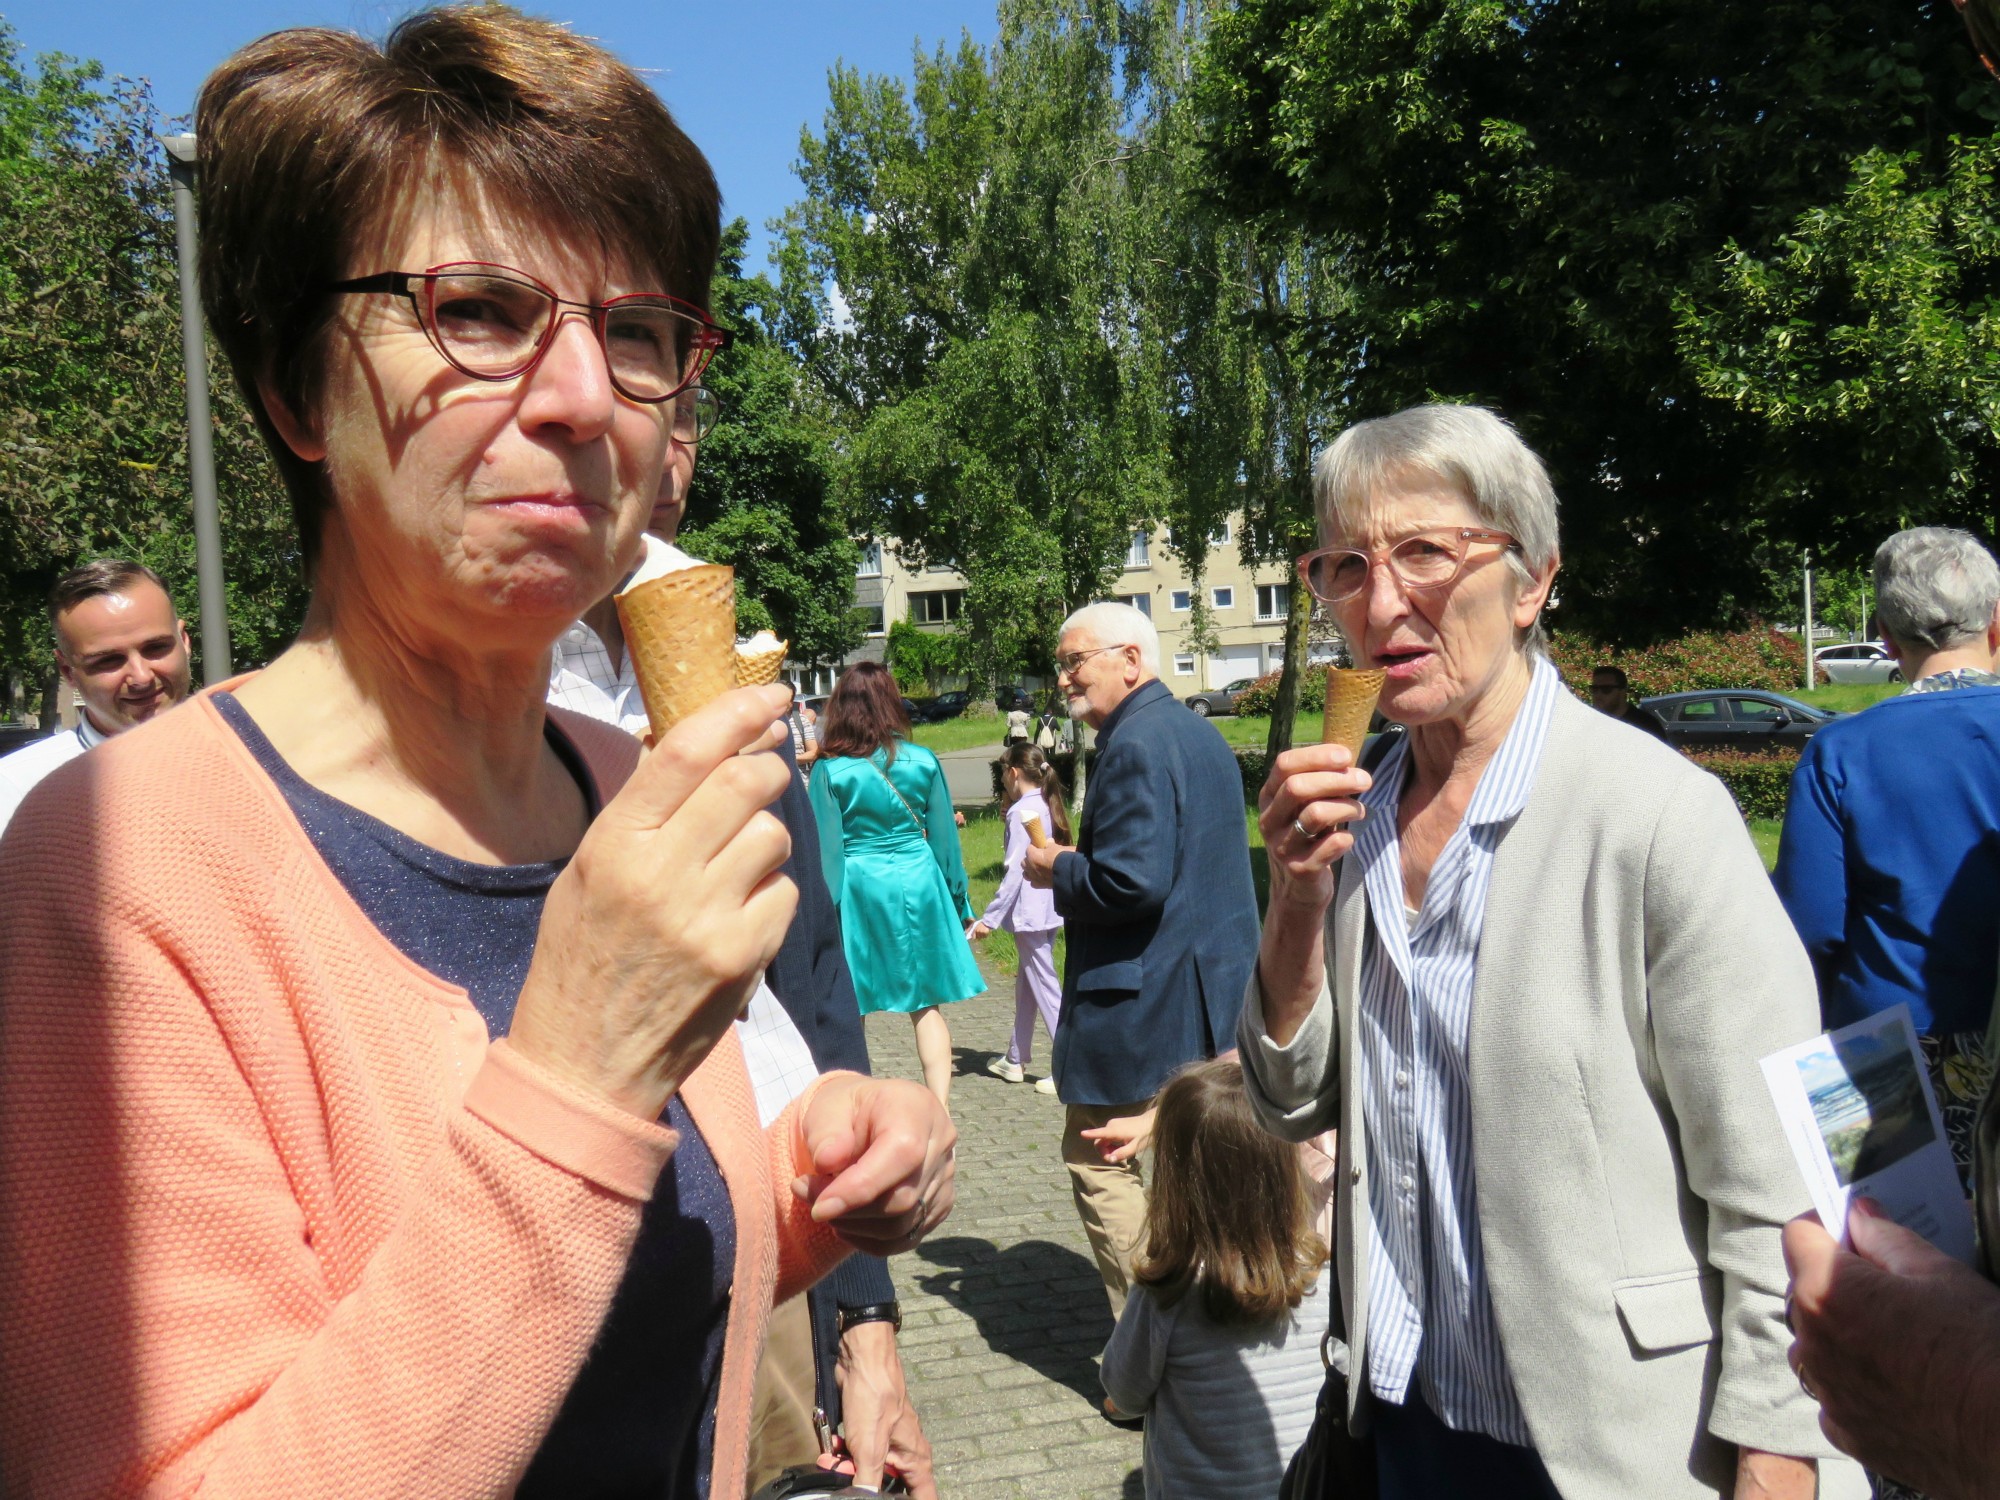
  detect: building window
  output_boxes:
[856,540,883,578]
[909,589,964,625]
[1210,520,1232,545]
[1117,592,1152,618]
[1170,589,1191,612]
[1173,653,1196,676]
[1211,586,1234,610]
[1125,530,1150,569]
[1256,583,1289,620]
[856,603,885,636]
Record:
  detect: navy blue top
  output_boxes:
[214,692,735,1499]
[1774,686,2000,1035]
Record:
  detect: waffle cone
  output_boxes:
[616,564,736,738]
[1320,667,1387,755]
[1024,813,1048,849]
[734,641,789,687]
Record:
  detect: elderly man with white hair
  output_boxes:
[1021,601,1260,1343]
[1241,404,1849,1499]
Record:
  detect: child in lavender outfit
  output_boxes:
[971,743,1070,1092]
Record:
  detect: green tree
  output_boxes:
[677,219,863,671]
[0,31,302,716]
[775,0,1180,687]
[1195,0,2000,640]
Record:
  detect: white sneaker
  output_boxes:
[1034,1075,1059,1095]
[987,1058,1025,1084]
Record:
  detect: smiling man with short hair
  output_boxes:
[0,559,192,837]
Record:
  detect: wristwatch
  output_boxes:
[835,1300,902,1337]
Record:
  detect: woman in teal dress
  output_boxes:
[810,662,986,1106]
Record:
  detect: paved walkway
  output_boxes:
[862,970,1145,1498]
[932,743,1007,807]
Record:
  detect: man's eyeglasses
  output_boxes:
[1054,644,1129,677]
[1296,529,1521,605]
[675,386,722,443]
[326,261,731,406]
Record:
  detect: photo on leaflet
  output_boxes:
[1796,1012,1938,1187]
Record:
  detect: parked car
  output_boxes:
[928,690,973,721]
[1184,677,1258,718]
[1639,690,1838,752]
[0,725,48,756]
[994,685,1034,712]
[1814,640,1902,685]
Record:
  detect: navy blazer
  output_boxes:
[1051,678,1259,1106]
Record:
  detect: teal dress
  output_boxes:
[808,743,987,1015]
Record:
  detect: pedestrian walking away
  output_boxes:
[811,662,987,1107]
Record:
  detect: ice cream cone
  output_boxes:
[734,639,789,687]
[1320,667,1386,756]
[616,563,737,738]
[1024,813,1048,849]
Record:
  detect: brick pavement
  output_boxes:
[863,971,1145,1499]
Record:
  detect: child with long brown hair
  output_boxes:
[969,743,1071,1090]
[1100,1057,1332,1500]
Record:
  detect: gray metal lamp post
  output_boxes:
[159,132,231,682]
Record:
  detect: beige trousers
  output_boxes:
[1062,1100,1150,1321]
[744,1293,820,1497]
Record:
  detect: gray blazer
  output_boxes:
[1239,690,1861,1500]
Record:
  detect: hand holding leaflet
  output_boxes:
[1760,1004,1974,1263]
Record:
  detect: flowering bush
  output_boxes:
[1681,748,1799,820]
[1548,626,1807,698]
[1231,668,1328,718]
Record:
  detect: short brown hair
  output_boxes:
[195,4,722,572]
[1133,1058,1328,1327]
[47,559,171,629]
[819,662,912,763]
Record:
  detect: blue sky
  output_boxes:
[2,1,999,270]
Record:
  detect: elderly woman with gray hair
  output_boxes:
[1777,527,2000,1500]
[1776,527,2000,1168]
[1238,404,1855,1499]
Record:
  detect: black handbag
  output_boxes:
[1279,1309,1376,1499]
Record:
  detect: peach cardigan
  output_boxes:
[0,688,849,1498]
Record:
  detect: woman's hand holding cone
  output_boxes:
[510,685,799,1120]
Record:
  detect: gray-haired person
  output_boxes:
[1778,526,2000,1500]
[1242,404,1855,1499]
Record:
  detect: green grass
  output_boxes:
[1749,818,1784,872]
[911,711,1010,753]
[958,803,1270,982]
[1797,682,1904,714]
[1205,712,1323,749]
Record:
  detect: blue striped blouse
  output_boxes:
[1348,656,1561,1447]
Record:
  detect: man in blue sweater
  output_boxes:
[1775,525,2000,1180]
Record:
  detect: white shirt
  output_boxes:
[548,619,650,738]
[0,714,105,841]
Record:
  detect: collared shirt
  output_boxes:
[548,619,650,737]
[1348,655,1561,1445]
[1908,666,2000,693]
[0,712,106,839]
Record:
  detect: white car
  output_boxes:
[1814,641,1902,685]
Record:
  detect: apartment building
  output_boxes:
[835,515,1311,696]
